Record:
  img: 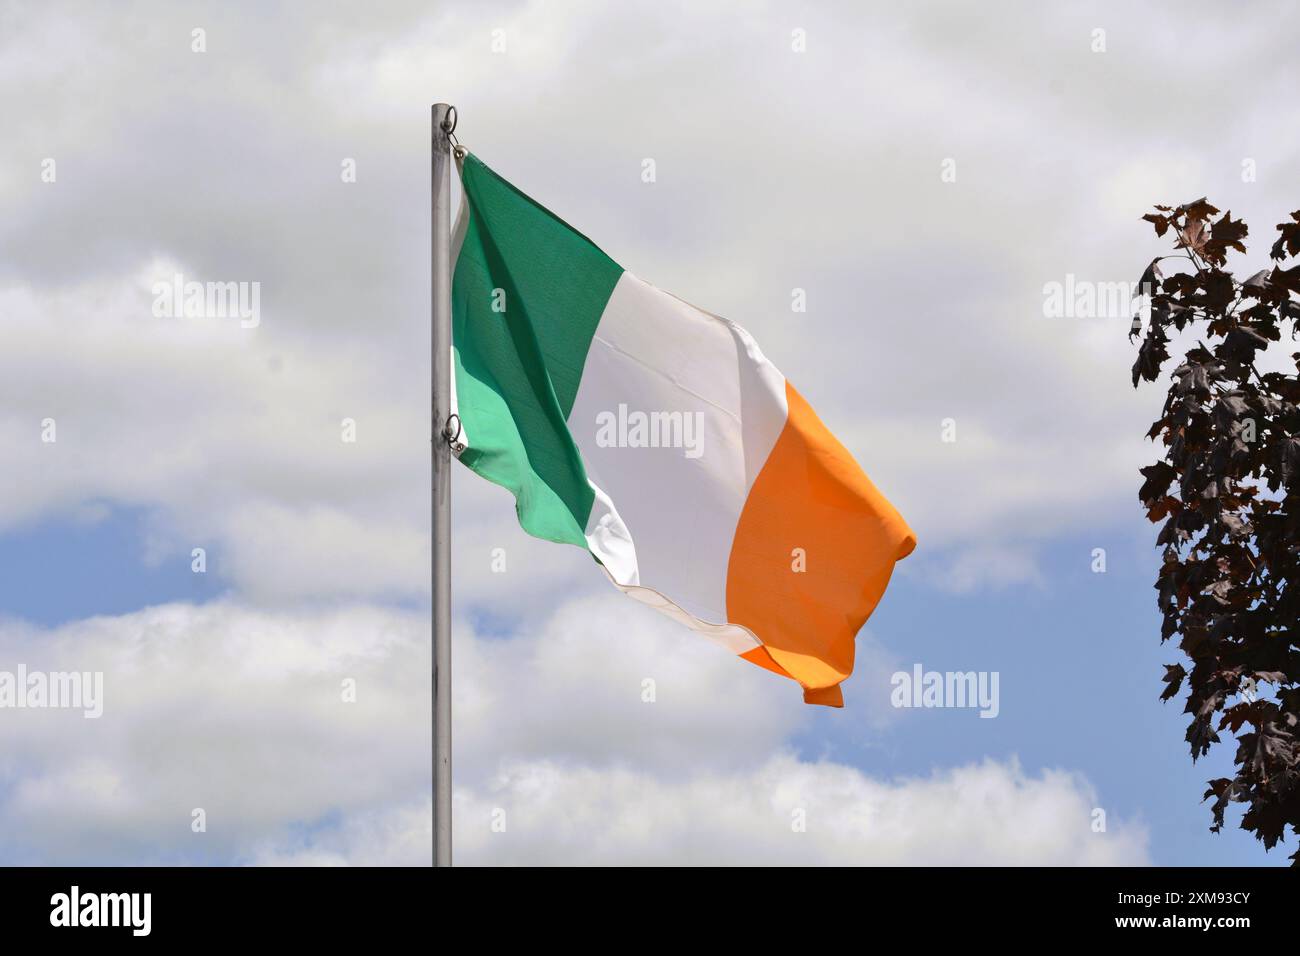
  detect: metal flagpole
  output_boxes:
[431,102,455,867]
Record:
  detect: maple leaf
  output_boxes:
[1143,212,1171,237]
[1271,210,1300,260]
[1203,211,1248,264]
[1177,217,1208,257]
[1132,201,1300,865]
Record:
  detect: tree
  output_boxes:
[1132,199,1300,862]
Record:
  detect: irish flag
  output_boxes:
[450,153,915,706]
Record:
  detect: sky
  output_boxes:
[0,0,1296,865]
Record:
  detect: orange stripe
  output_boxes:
[726,381,916,706]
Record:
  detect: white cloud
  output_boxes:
[0,598,1145,865]
[453,755,1146,866]
[0,265,430,603]
[249,797,434,867]
[0,601,430,863]
[919,543,1049,596]
[252,754,1150,867]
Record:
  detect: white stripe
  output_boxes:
[600,567,762,656]
[447,351,468,456]
[569,272,788,651]
[584,481,637,585]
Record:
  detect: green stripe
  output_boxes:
[452,153,624,547]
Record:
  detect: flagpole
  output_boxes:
[431,102,454,867]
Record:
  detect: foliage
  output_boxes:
[1132,199,1300,862]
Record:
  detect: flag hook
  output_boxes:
[442,412,462,445]
[440,105,466,158]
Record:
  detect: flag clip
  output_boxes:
[441,105,465,159]
[442,413,462,447]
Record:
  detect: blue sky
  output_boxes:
[0,508,225,624]
[809,534,1282,866]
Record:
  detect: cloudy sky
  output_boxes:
[0,0,1296,865]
